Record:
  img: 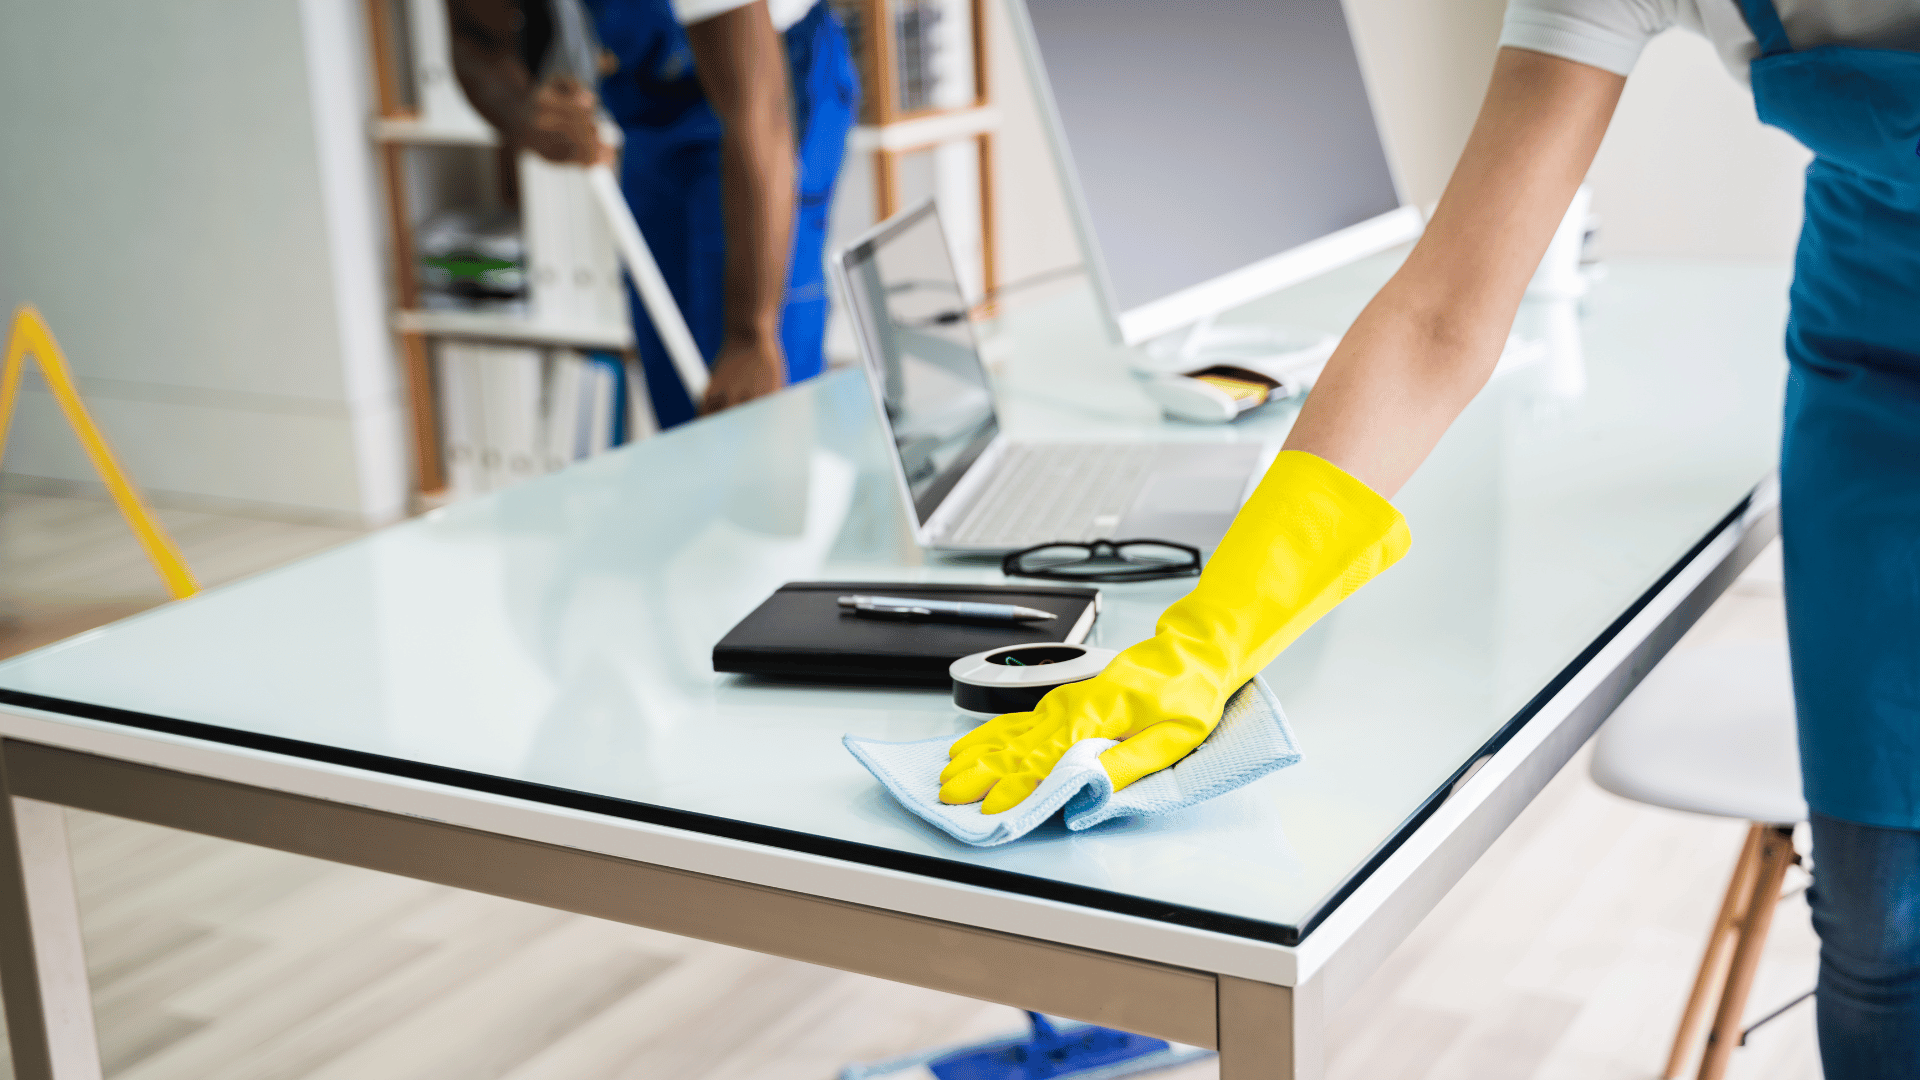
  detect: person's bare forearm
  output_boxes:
[447,0,603,162]
[446,0,537,141]
[1282,49,1626,497]
[687,2,796,350]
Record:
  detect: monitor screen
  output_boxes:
[1022,0,1402,316]
[839,206,999,525]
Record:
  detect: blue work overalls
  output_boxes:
[1731,0,1920,1069]
[585,0,857,429]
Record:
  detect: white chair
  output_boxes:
[1590,637,1807,1080]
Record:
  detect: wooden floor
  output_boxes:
[0,491,362,659]
[0,492,1821,1078]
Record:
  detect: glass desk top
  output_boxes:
[0,254,1789,945]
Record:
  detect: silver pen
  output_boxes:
[837,594,1057,624]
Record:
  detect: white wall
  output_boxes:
[0,0,408,526]
[983,0,1810,293]
[982,0,1081,291]
[1586,30,1809,261]
[1346,0,1509,210]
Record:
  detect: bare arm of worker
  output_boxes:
[686,1,797,414]
[446,0,608,165]
[1282,48,1626,497]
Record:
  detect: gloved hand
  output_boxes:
[939,451,1410,813]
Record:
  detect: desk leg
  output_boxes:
[0,790,102,1080]
[1219,975,1323,1080]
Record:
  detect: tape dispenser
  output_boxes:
[949,642,1120,715]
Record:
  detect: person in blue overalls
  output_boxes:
[448,0,857,428]
[971,0,1916,1073]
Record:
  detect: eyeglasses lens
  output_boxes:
[1111,542,1196,570]
[1007,541,1198,579]
[1015,544,1098,572]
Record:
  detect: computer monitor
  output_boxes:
[1008,0,1423,347]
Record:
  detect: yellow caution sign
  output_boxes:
[0,307,199,599]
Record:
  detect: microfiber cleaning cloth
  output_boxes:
[843,678,1299,847]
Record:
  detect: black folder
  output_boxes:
[712,582,1101,686]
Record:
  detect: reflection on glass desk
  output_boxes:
[0,254,1787,945]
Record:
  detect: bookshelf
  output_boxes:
[833,0,1000,300]
[363,0,633,502]
[360,0,1000,502]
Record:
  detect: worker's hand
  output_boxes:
[517,77,611,166]
[700,335,787,414]
[943,654,1222,814]
[939,452,1412,814]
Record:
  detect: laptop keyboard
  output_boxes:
[949,443,1160,547]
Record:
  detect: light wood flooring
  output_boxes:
[0,492,1820,1078]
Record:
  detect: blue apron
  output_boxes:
[1731,0,1920,828]
[585,0,858,429]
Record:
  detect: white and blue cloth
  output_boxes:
[844,678,1300,847]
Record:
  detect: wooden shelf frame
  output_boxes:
[854,0,998,294]
[364,0,446,498]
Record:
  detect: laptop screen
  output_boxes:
[838,204,1000,526]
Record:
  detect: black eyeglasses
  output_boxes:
[1001,539,1203,583]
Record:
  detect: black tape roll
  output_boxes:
[951,676,1089,715]
[949,643,1119,714]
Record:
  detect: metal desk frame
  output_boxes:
[0,493,1777,1080]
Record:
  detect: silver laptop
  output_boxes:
[831,201,1262,553]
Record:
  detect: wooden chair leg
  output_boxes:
[1696,825,1797,1080]
[1664,825,1765,1079]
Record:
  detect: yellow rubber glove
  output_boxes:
[939,451,1410,813]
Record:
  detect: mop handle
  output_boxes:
[585,162,710,401]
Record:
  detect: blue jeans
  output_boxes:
[1809,811,1920,1078]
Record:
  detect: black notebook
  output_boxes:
[713,582,1101,686]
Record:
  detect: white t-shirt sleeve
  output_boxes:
[1499,0,1683,75]
[670,0,816,31]
[670,0,755,25]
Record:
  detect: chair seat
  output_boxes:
[1591,638,1807,824]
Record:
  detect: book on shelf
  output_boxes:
[520,153,630,335]
[541,349,586,474]
[494,345,545,489]
[895,0,943,113]
[435,342,644,500]
[584,351,619,455]
[435,344,484,497]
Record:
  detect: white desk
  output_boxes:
[0,254,1787,1078]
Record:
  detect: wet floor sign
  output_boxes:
[0,306,197,600]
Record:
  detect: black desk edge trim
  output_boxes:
[0,495,1752,953]
[0,687,1305,946]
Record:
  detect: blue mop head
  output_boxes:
[840,1013,1212,1080]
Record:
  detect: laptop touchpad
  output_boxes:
[1135,472,1246,515]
